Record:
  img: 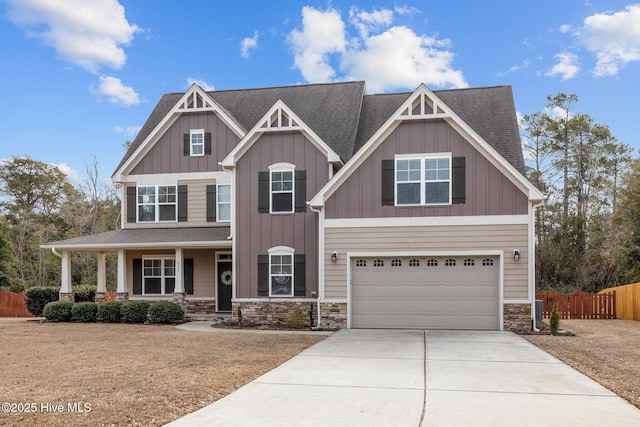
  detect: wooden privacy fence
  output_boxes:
[536,290,616,319]
[599,283,640,321]
[0,291,33,317]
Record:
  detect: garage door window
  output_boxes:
[426,259,438,267]
[464,259,475,266]
[482,258,494,266]
[356,259,367,267]
[373,259,384,267]
[409,259,420,267]
[391,259,402,267]
[445,258,457,267]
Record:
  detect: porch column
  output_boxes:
[59,250,74,302]
[173,248,186,307]
[95,253,107,303]
[116,250,128,301]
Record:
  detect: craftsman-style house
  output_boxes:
[43,81,544,330]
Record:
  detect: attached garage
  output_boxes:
[350,255,500,330]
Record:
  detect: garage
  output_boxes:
[350,255,500,330]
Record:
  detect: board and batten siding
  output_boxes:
[126,249,216,298]
[130,112,240,175]
[235,131,328,298]
[325,119,528,219]
[323,224,529,300]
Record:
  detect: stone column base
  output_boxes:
[503,303,532,331]
[94,292,107,303]
[115,292,129,302]
[59,292,75,302]
[172,292,187,307]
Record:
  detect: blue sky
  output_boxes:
[1,0,639,184]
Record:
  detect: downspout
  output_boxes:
[51,247,62,258]
[530,199,544,332]
[310,204,323,331]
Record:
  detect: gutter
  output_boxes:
[530,199,545,333]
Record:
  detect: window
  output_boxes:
[482,258,495,266]
[409,259,420,267]
[217,184,231,222]
[142,258,175,294]
[270,252,293,297]
[391,259,402,267]
[464,259,475,266]
[445,259,457,267]
[356,259,367,267]
[396,155,451,205]
[190,129,204,156]
[426,259,438,267]
[271,169,294,213]
[137,185,177,222]
[373,259,384,267]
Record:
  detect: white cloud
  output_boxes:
[287,6,347,83]
[113,125,141,137]
[56,163,84,185]
[577,4,640,76]
[186,77,214,91]
[509,58,532,73]
[241,31,259,58]
[287,6,466,91]
[546,53,580,80]
[6,0,140,73]
[92,76,140,106]
[559,24,572,34]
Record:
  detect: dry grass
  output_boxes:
[0,318,325,427]
[524,319,640,409]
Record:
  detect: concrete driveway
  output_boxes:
[166,329,640,427]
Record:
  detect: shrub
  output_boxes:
[73,285,97,302]
[284,312,305,329]
[43,301,74,322]
[0,284,25,293]
[121,301,150,323]
[550,303,560,335]
[72,302,97,322]
[25,286,59,316]
[148,302,184,324]
[97,301,123,323]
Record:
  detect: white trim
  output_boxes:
[504,299,532,304]
[119,171,231,185]
[232,298,319,303]
[269,167,295,214]
[268,246,295,298]
[325,214,528,228]
[42,241,232,251]
[190,129,205,157]
[395,153,452,206]
[136,184,178,223]
[231,167,237,300]
[141,255,176,296]
[221,100,342,168]
[346,250,504,330]
[216,183,231,222]
[269,162,296,171]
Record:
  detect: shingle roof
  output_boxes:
[113,81,525,177]
[41,227,231,250]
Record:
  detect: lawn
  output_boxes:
[0,319,325,427]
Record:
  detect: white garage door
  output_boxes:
[351,256,499,330]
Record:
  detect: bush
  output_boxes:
[550,303,560,335]
[25,286,59,316]
[148,302,184,324]
[43,301,74,322]
[0,283,25,293]
[73,285,97,302]
[72,302,97,322]
[97,301,122,323]
[121,301,150,323]
[284,312,306,329]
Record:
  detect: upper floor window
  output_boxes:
[138,185,177,222]
[190,129,205,156]
[270,164,295,214]
[395,155,451,205]
[217,184,231,222]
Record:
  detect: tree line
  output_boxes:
[1,94,640,293]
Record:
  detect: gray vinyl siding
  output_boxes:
[126,249,216,298]
[325,119,528,219]
[235,131,328,298]
[123,180,226,229]
[324,224,529,300]
[130,112,240,174]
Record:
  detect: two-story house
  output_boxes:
[43,81,544,330]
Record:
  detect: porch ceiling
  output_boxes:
[40,227,232,252]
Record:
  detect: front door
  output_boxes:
[217,256,232,312]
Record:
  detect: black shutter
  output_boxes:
[257,255,269,296]
[294,254,306,297]
[126,186,137,223]
[184,258,194,295]
[204,132,212,155]
[452,157,466,204]
[183,134,190,156]
[206,185,217,222]
[381,159,395,206]
[178,185,188,221]
[133,259,142,294]
[258,172,269,213]
[295,170,307,212]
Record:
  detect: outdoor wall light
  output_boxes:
[513,249,520,261]
[331,251,338,263]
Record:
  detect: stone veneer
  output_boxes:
[232,301,348,330]
[503,303,532,331]
[59,292,75,302]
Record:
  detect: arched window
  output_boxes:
[463,259,475,266]
[373,259,384,267]
[426,259,438,267]
[356,259,367,267]
[409,259,420,267]
[445,258,456,267]
[482,258,494,266]
[391,259,402,267]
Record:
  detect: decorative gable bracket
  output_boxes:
[258,106,303,132]
[398,91,449,120]
[176,88,217,112]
